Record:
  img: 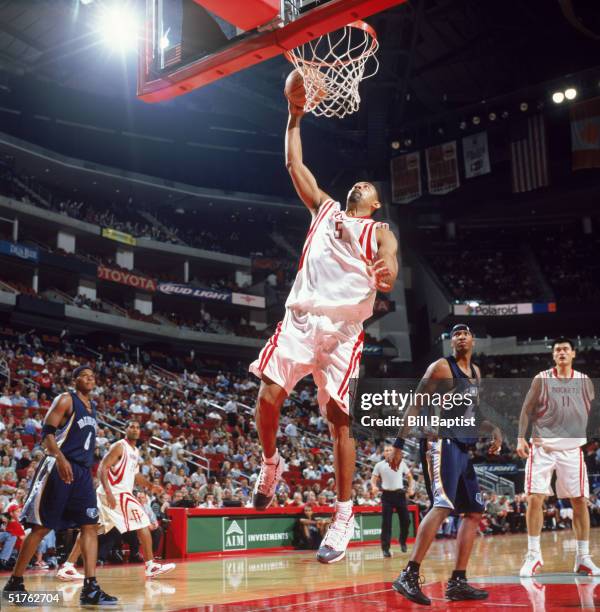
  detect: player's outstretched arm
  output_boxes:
[285,103,330,213]
[98,442,124,509]
[373,228,399,293]
[390,359,450,469]
[42,393,74,484]
[516,376,542,458]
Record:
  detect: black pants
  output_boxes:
[381,490,410,550]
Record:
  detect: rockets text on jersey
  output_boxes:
[531,368,591,450]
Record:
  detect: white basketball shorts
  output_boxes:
[97,491,151,534]
[524,445,589,499]
[249,308,364,416]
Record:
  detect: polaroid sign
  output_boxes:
[453,302,556,317]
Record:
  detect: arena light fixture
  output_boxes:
[467,301,479,308]
[520,102,528,112]
[552,91,565,104]
[472,116,481,125]
[391,141,400,150]
[99,3,140,51]
[564,87,577,100]
[488,112,497,121]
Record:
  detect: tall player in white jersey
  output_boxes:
[517,338,598,577]
[56,421,175,580]
[249,98,398,564]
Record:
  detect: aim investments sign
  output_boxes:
[222,518,247,551]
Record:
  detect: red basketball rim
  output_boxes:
[284,20,378,70]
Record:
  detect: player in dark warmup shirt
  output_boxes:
[2,365,117,606]
[390,324,502,605]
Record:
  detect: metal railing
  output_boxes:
[474,465,516,496]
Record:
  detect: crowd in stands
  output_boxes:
[534,227,600,305]
[427,248,544,303]
[0,327,598,567]
[423,222,600,305]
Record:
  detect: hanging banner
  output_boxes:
[101,227,137,246]
[571,97,600,170]
[426,141,460,195]
[390,152,422,204]
[462,132,491,178]
[97,265,157,292]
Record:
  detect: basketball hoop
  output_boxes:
[284,21,379,119]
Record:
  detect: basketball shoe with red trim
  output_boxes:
[316,513,355,564]
[145,562,176,579]
[520,551,543,577]
[253,455,285,510]
[56,562,84,581]
[574,555,600,576]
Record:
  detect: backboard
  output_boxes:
[137,0,408,103]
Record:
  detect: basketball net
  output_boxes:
[285,21,379,119]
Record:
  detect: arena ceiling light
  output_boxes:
[565,87,578,100]
[552,91,565,103]
[98,3,140,51]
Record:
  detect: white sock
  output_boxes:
[336,500,353,518]
[63,561,74,568]
[577,540,589,557]
[264,450,279,464]
[528,536,541,554]
[146,560,155,567]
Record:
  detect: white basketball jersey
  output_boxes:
[285,200,388,323]
[98,439,140,496]
[531,368,592,451]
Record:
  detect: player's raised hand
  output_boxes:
[365,257,392,291]
[488,427,503,455]
[56,454,73,484]
[288,100,305,117]
[516,437,530,459]
[388,448,403,471]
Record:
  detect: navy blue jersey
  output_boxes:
[438,356,480,445]
[54,392,97,468]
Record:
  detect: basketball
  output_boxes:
[284,69,306,108]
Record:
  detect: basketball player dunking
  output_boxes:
[2,366,117,606]
[517,337,598,577]
[56,420,175,580]
[249,99,399,563]
[390,324,502,605]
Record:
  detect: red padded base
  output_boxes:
[194,0,279,32]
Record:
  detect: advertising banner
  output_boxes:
[101,227,137,246]
[97,265,157,292]
[453,302,557,316]
[0,240,38,262]
[185,510,416,554]
[157,282,230,302]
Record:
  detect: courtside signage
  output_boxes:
[222,518,247,551]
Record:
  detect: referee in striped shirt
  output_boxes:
[371,445,414,557]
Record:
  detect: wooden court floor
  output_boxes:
[2,530,599,611]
